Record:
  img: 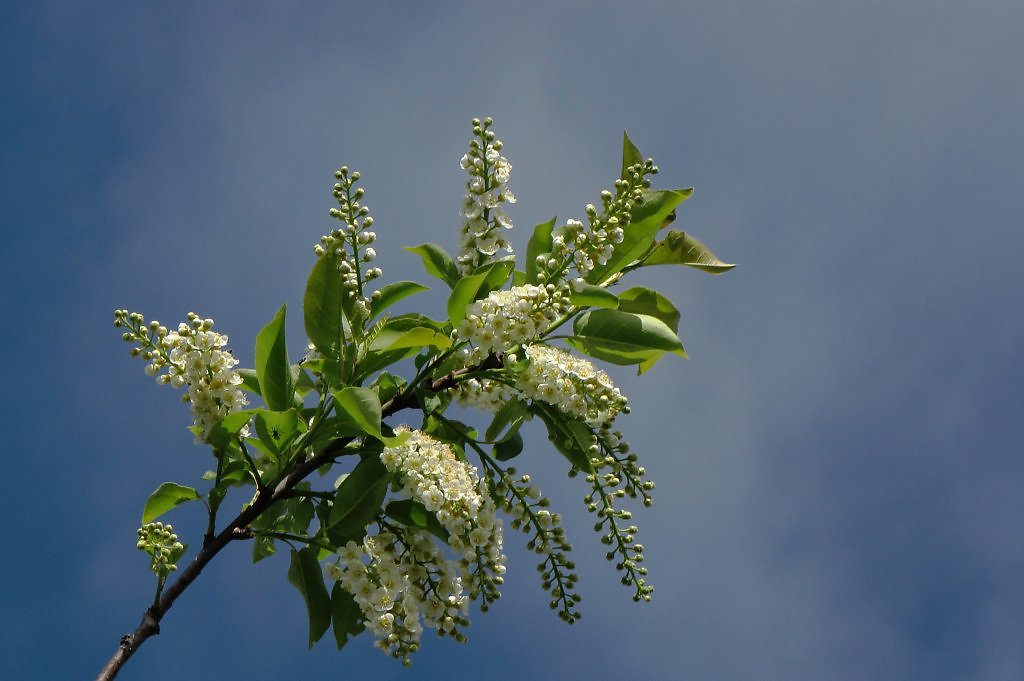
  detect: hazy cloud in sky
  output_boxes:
[2,2,1022,679]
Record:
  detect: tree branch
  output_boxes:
[97,357,502,680]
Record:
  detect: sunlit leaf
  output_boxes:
[141,482,200,524]
[447,259,514,325]
[621,130,643,179]
[640,229,736,274]
[255,305,293,411]
[568,282,619,310]
[586,188,692,285]
[406,243,460,288]
[525,217,556,284]
[331,387,383,440]
[616,287,681,333]
[304,254,344,367]
[369,280,429,319]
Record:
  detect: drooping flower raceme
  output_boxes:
[454,284,567,365]
[456,117,516,274]
[326,429,505,664]
[456,344,628,429]
[114,310,248,442]
[517,344,628,428]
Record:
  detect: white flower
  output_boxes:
[518,344,628,427]
[454,284,566,364]
[456,118,516,274]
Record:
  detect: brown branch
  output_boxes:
[97,356,503,680]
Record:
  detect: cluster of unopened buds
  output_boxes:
[313,166,382,323]
[136,521,185,577]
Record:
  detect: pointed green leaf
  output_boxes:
[288,547,332,648]
[327,454,390,541]
[446,259,514,326]
[331,387,383,440]
[236,368,261,395]
[369,280,430,319]
[586,188,692,285]
[255,305,293,411]
[485,398,529,443]
[532,406,595,472]
[621,131,643,180]
[565,336,665,367]
[641,229,736,273]
[367,315,451,353]
[525,217,556,284]
[493,430,524,461]
[406,243,460,288]
[331,582,365,650]
[304,254,344,364]
[574,308,686,355]
[617,287,681,333]
[384,499,449,541]
[141,482,200,524]
[254,409,302,457]
[568,282,620,309]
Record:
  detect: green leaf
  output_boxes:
[532,406,595,472]
[220,409,258,434]
[369,280,430,319]
[568,282,620,310]
[586,188,692,285]
[331,387,383,440]
[141,482,200,524]
[237,368,261,395]
[525,217,556,284]
[574,308,686,356]
[255,305,293,411]
[331,582,365,650]
[621,130,643,180]
[617,287,681,333]
[640,229,737,274]
[385,499,449,541]
[406,243,460,288]
[367,314,451,353]
[304,254,344,365]
[485,398,529,443]
[493,430,524,461]
[288,547,332,648]
[447,259,515,325]
[327,454,390,541]
[252,535,277,563]
[254,409,302,457]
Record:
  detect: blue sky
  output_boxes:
[3,2,1022,679]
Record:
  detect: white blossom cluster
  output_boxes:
[327,530,465,664]
[313,166,381,325]
[519,344,628,428]
[456,117,516,274]
[454,284,566,364]
[456,344,627,428]
[327,429,505,664]
[114,310,248,442]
